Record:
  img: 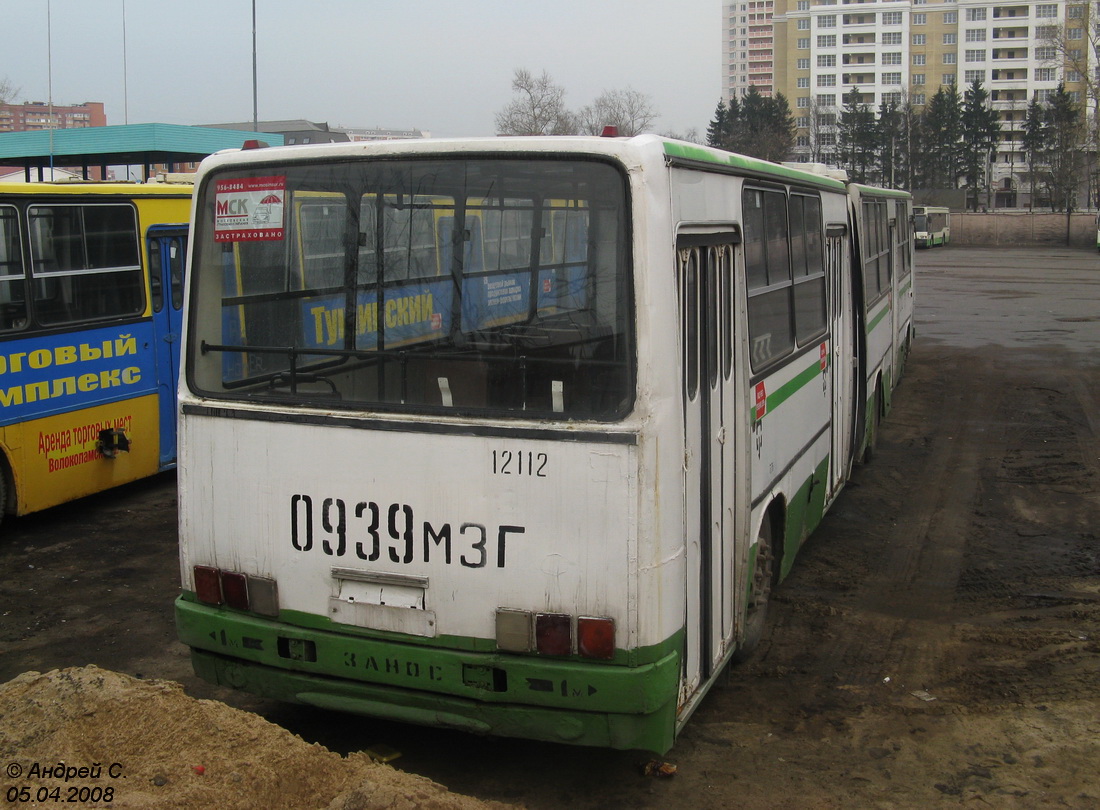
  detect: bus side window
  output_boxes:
[744,188,794,371]
[790,194,826,344]
[0,206,27,331]
[28,204,144,326]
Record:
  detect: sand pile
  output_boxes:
[0,666,513,810]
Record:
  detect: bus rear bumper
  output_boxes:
[177,597,679,753]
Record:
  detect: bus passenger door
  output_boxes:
[678,235,739,699]
[826,226,853,493]
[147,225,189,469]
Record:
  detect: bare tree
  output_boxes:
[661,127,702,143]
[1040,21,1098,203]
[0,76,19,105]
[577,88,657,136]
[495,69,576,135]
[806,98,837,164]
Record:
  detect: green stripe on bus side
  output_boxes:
[751,353,826,423]
[867,302,891,333]
[899,278,912,297]
[663,142,847,191]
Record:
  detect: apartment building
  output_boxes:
[726,1,779,96]
[770,0,1092,201]
[0,100,106,133]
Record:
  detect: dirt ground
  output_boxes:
[1,246,1098,809]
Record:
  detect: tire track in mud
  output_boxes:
[947,366,1100,707]
[810,347,1009,692]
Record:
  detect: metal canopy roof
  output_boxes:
[0,123,284,179]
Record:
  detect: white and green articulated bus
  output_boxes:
[175,135,913,754]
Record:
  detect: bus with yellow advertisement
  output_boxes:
[0,178,192,526]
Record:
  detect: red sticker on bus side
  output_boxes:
[820,342,828,371]
[755,382,767,420]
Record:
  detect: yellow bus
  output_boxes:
[0,179,191,527]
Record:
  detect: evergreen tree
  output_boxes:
[960,81,1001,210]
[924,85,963,189]
[1021,95,1046,212]
[706,99,731,148]
[705,89,794,162]
[875,100,902,188]
[767,93,797,163]
[899,96,928,191]
[1044,84,1085,212]
[837,88,876,183]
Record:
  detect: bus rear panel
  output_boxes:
[176,146,684,751]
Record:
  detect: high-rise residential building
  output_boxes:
[769,0,1092,202]
[0,101,106,133]
[726,1,779,97]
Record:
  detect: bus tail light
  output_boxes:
[496,609,617,658]
[194,565,222,605]
[221,571,249,611]
[495,608,532,652]
[192,566,279,617]
[535,613,572,656]
[246,576,280,617]
[578,616,616,660]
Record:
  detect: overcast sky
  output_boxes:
[3,0,721,138]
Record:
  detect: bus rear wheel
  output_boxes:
[863,383,882,464]
[733,517,775,663]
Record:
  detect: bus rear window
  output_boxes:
[188,158,633,421]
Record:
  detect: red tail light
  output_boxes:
[578,616,616,659]
[535,613,572,656]
[194,565,222,605]
[220,571,249,611]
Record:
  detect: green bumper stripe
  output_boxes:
[190,649,677,751]
[176,597,681,750]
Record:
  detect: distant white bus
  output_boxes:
[913,205,950,248]
[175,135,913,753]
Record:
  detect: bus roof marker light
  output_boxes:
[600,126,619,138]
[241,139,269,150]
[193,566,222,605]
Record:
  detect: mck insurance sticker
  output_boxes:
[214,176,286,242]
